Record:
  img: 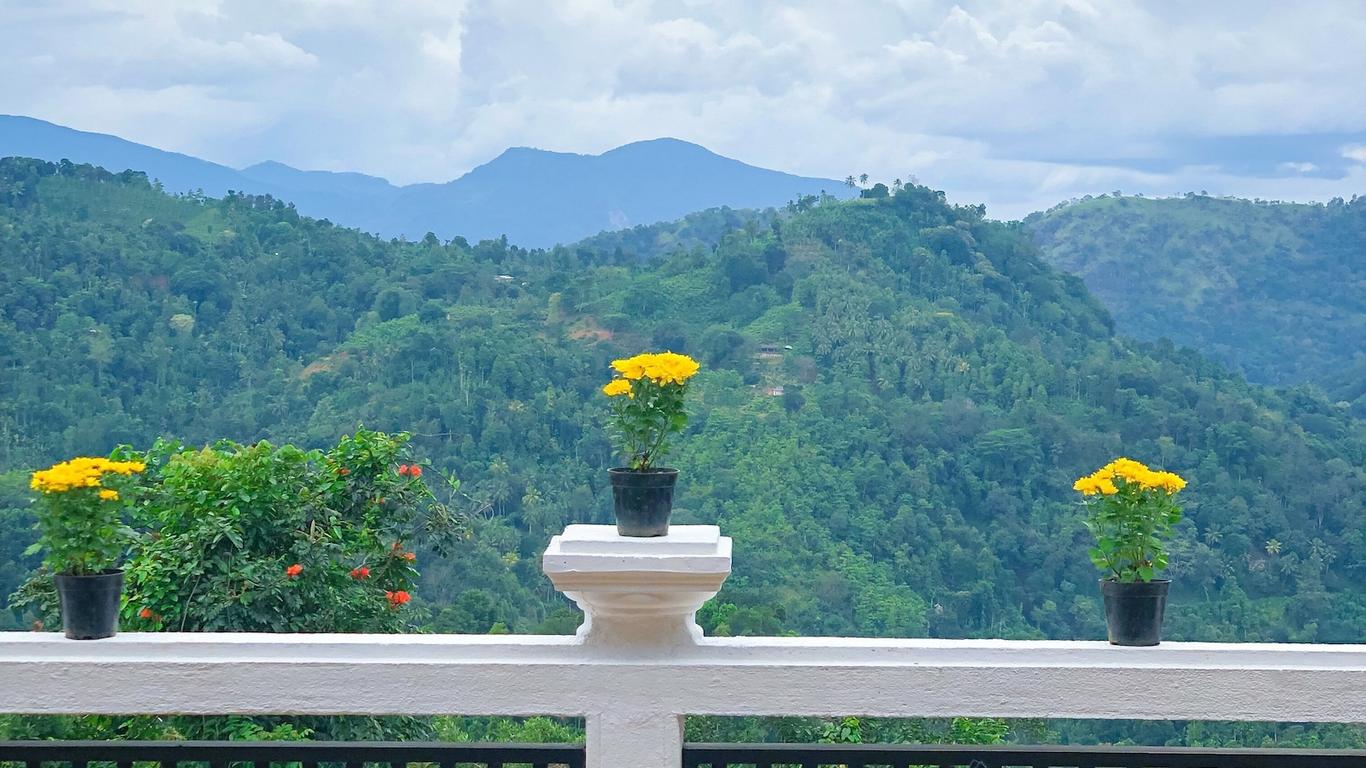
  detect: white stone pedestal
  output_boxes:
[543,524,732,650]
[542,524,731,768]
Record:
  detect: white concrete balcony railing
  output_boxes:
[3,525,1366,768]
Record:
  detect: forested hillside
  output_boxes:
[1026,194,1366,413]
[2,158,1364,654]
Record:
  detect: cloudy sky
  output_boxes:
[3,0,1365,218]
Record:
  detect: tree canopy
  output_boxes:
[1026,193,1365,415]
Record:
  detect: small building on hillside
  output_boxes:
[757,343,793,361]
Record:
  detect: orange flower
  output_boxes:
[285,563,303,578]
[138,607,154,620]
[385,590,411,607]
[409,465,422,478]
[337,467,350,476]
[397,464,411,476]
[402,552,416,562]
[350,566,370,579]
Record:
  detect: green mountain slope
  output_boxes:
[2,158,1364,646]
[1025,194,1366,410]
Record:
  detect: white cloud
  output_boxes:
[1,0,1364,219]
[1278,162,1319,174]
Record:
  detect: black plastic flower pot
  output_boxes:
[54,570,124,640]
[1100,578,1170,646]
[609,468,679,537]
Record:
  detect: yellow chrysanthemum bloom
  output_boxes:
[1073,474,1118,495]
[611,352,701,385]
[1147,470,1187,493]
[30,457,146,494]
[642,352,700,385]
[1074,458,1186,496]
[97,489,120,501]
[611,354,651,380]
[1103,457,1151,484]
[602,379,633,397]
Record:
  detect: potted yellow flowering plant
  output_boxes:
[28,456,145,639]
[1074,457,1187,646]
[602,351,701,536]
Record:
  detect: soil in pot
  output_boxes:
[55,570,124,640]
[1100,578,1169,646]
[609,468,678,537]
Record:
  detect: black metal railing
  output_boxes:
[0,741,584,768]
[9,740,1366,768]
[682,742,1366,767]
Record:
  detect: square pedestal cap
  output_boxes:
[543,524,732,575]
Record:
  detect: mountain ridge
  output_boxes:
[0,115,852,246]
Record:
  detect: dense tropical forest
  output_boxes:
[1026,194,1366,415]
[1,158,1364,746]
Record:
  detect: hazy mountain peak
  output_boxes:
[241,159,295,172]
[240,158,396,188]
[605,136,715,154]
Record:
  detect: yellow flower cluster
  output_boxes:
[608,352,701,386]
[1073,474,1118,496]
[30,457,146,494]
[602,379,633,398]
[1073,457,1187,496]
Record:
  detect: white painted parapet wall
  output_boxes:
[3,525,1366,768]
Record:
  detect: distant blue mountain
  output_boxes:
[0,115,251,195]
[0,115,851,247]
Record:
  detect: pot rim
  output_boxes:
[54,569,124,580]
[608,467,680,475]
[1099,577,1171,595]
